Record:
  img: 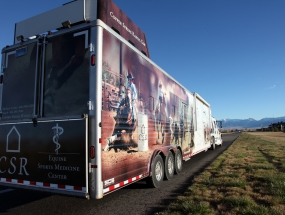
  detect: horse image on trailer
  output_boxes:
[0,0,221,199]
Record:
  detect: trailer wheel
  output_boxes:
[174,149,182,175]
[211,137,215,150]
[146,154,164,188]
[164,151,174,180]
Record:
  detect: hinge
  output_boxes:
[1,63,5,71]
[87,101,93,111]
[89,43,95,52]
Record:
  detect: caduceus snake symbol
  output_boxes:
[52,123,64,155]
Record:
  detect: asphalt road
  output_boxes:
[0,132,240,215]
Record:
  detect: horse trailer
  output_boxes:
[0,0,222,199]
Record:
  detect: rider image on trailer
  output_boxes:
[173,123,179,144]
[201,102,211,143]
[103,72,138,152]
[126,73,138,123]
[43,31,89,117]
[154,80,167,145]
[100,29,193,185]
[106,85,137,151]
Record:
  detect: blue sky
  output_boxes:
[0,0,284,120]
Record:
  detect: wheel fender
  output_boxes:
[148,146,176,176]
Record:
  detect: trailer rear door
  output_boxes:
[0,28,91,197]
[1,41,39,121]
[43,30,89,118]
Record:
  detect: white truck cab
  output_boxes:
[210,117,223,150]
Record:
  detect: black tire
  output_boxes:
[211,136,215,150]
[146,154,164,188]
[174,149,183,175]
[164,151,174,180]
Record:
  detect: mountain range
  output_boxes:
[219,116,285,129]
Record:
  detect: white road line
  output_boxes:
[0,188,14,194]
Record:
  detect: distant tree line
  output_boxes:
[268,121,285,132]
[255,121,285,132]
[221,121,285,133]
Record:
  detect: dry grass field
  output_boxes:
[157,132,285,215]
[249,132,285,144]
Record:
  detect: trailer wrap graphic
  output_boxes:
[97,0,149,57]
[101,29,209,187]
[0,119,86,187]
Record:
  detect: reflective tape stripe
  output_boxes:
[103,174,146,194]
[0,177,85,192]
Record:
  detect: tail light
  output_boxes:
[91,54,96,66]
[90,146,95,159]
